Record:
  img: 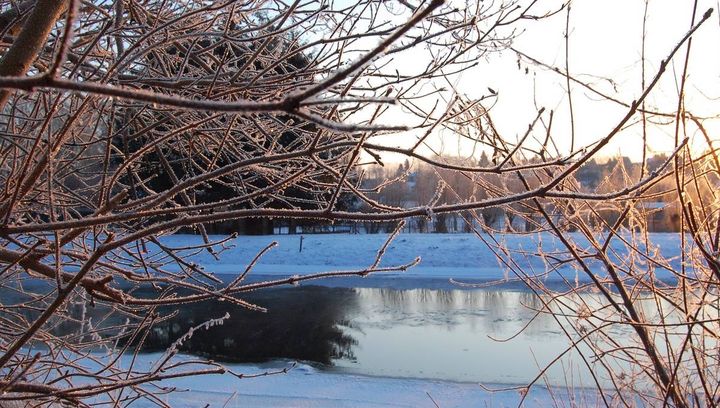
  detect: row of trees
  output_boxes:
[357,153,710,233]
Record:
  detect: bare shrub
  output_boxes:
[0,0,715,406]
[449,4,719,407]
[0,0,570,405]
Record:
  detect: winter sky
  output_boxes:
[338,0,720,163]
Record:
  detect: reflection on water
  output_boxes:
[140,286,360,365]
[333,288,584,385]
[134,284,586,385]
[2,280,632,387]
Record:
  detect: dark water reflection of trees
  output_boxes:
[2,280,559,371]
[140,286,360,365]
[141,287,557,368]
[0,282,360,366]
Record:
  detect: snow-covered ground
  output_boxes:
[155,232,685,284]
[129,354,600,408]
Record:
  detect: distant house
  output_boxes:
[638,201,681,232]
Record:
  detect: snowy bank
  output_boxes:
[153,232,686,285]
[128,354,599,408]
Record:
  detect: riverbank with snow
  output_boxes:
[154,232,685,286]
[131,354,599,408]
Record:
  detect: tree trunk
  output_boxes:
[0,0,69,110]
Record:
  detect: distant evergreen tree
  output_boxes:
[113,24,326,235]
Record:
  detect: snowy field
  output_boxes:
[128,354,600,408]
[155,232,686,285]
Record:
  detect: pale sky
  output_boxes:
[483,0,720,161]
[353,0,720,163]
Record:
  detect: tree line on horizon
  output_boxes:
[337,151,716,234]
